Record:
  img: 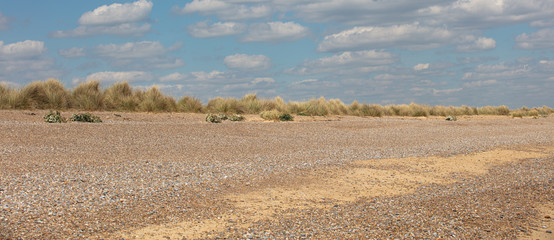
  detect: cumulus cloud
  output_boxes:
[187,21,246,38]
[419,0,554,29]
[52,0,153,38]
[456,37,496,52]
[175,0,270,20]
[318,22,454,52]
[0,40,46,59]
[288,50,397,75]
[0,12,9,30]
[463,79,498,87]
[0,40,62,82]
[79,71,155,84]
[515,28,554,49]
[51,23,151,38]
[58,47,86,58]
[241,22,310,43]
[93,41,184,70]
[413,63,430,71]
[224,54,271,71]
[160,72,189,82]
[79,0,152,25]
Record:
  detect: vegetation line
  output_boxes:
[1,79,552,118]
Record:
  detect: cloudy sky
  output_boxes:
[1,0,553,107]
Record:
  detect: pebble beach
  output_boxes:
[0,110,552,239]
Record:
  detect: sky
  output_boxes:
[0,0,553,108]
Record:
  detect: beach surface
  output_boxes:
[0,110,552,239]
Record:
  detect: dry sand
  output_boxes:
[0,110,552,239]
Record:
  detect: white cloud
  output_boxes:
[413,63,430,71]
[187,21,246,38]
[79,0,152,25]
[52,0,153,38]
[160,72,188,82]
[190,71,225,82]
[432,88,462,96]
[463,79,498,87]
[0,12,9,30]
[224,54,271,71]
[456,37,496,52]
[51,23,151,38]
[318,23,454,52]
[419,0,554,29]
[252,77,275,84]
[288,50,396,75]
[58,47,86,58]
[95,41,168,58]
[176,0,270,20]
[241,22,310,43]
[515,28,554,49]
[93,41,184,70]
[81,71,155,84]
[275,0,432,25]
[0,40,46,59]
[0,41,60,82]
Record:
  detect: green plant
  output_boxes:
[44,110,66,123]
[70,113,102,123]
[206,113,223,123]
[279,113,294,121]
[227,114,245,121]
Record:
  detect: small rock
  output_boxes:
[545,215,551,219]
[546,230,552,234]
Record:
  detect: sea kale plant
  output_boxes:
[44,110,66,123]
[69,113,102,123]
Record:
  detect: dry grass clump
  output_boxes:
[260,110,282,121]
[2,79,553,118]
[206,97,245,114]
[19,79,71,109]
[177,96,203,113]
[72,81,103,111]
[136,87,177,112]
[103,82,138,111]
[0,84,24,109]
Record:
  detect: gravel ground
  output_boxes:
[0,110,552,239]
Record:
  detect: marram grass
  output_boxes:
[1,79,552,116]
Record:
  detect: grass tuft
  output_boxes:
[103,82,137,111]
[72,81,103,111]
[177,96,203,113]
[137,87,177,112]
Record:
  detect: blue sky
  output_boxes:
[1,0,553,107]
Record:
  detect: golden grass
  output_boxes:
[1,79,552,117]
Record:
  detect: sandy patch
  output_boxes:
[117,145,553,239]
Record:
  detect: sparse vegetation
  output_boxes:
[70,113,102,123]
[43,110,65,123]
[2,79,552,119]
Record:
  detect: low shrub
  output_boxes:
[206,113,223,123]
[279,113,294,121]
[44,110,65,123]
[70,113,102,123]
[227,114,244,121]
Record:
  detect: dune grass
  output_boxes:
[1,79,552,118]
